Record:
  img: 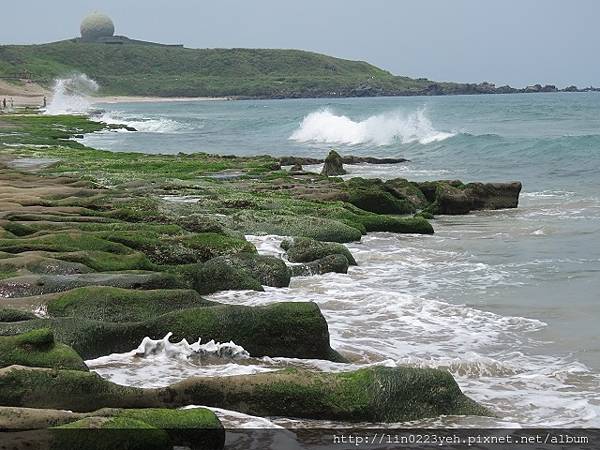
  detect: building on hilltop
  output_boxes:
[76,12,183,47]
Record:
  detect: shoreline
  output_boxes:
[92,95,231,104]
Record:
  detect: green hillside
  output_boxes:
[0,41,492,98]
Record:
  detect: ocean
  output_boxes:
[79,93,600,428]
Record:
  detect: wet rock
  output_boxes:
[0,329,87,371]
[289,163,303,174]
[0,272,183,298]
[281,237,357,265]
[0,365,491,422]
[46,287,216,322]
[321,150,347,176]
[228,210,363,243]
[347,178,415,214]
[0,407,224,450]
[0,302,343,361]
[178,253,290,294]
[290,254,350,276]
[418,181,522,215]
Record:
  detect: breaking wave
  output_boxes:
[95,111,183,133]
[290,108,456,146]
[43,73,99,115]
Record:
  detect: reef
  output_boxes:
[0,113,519,446]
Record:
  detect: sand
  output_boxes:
[0,80,228,110]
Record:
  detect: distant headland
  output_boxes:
[1,12,597,102]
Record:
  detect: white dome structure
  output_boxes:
[80,12,115,42]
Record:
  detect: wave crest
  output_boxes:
[44,74,99,115]
[290,108,455,146]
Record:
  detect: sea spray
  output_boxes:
[290,108,455,146]
[43,73,99,115]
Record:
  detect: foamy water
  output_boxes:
[88,188,600,428]
[43,74,99,115]
[289,108,456,146]
[78,93,600,429]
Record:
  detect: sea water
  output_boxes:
[82,93,600,428]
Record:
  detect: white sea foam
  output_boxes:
[96,111,182,133]
[43,74,99,115]
[290,108,455,146]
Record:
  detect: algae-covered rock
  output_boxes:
[178,254,290,294]
[321,150,347,176]
[0,329,87,371]
[0,272,183,298]
[281,237,357,265]
[229,210,363,243]
[0,365,491,423]
[289,254,350,276]
[417,181,522,215]
[46,287,216,322]
[0,254,93,276]
[347,178,415,215]
[0,308,36,322]
[384,178,430,210]
[0,302,342,361]
[51,408,224,450]
[358,215,434,234]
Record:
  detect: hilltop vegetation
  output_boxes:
[1,41,497,98]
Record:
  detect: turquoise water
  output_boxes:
[85,93,600,427]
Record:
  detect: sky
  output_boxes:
[1,0,598,88]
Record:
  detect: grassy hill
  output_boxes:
[0,41,499,98]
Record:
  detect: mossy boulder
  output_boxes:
[0,272,183,298]
[346,178,415,215]
[0,365,491,422]
[0,254,93,276]
[321,150,347,176]
[0,302,343,361]
[281,237,356,265]
[229,210,363,243]
[417,181,522,215]
[52,250,155,272]
[51,408,224,450]
[0,329,87,371]
[384,178,429,209]
[289,254,350,276]
[358,215,434,234]
[177,254,290,294]
[0,308,37,322]
[46,287,216,322]
[53,417,172,450]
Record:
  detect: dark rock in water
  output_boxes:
[289,163,304,173]
[465,182,522,210]
[341,156,409,164]
[418,181,522,215]
[0,365,491,422]
[280,155,409,166]
[124,126,137,132]
[384,178,429,210]
[321,150,347,176]
[290,254,350,276]
[281,237,357,265]
[279,156,322,166]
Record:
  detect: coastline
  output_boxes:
[92,95,230,104]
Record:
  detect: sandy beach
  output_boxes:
[0,80,228,110]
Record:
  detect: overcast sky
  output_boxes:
[2,0,598,87]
